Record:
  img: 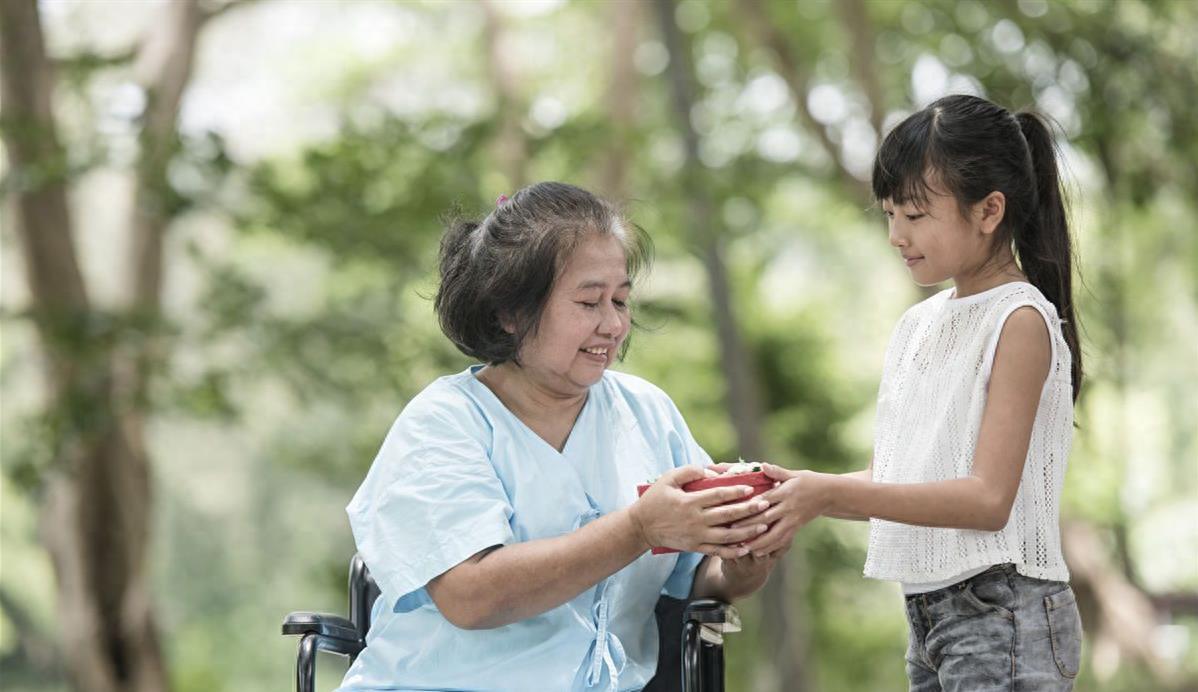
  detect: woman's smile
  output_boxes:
[580,345,611,363]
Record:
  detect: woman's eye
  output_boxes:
[580,302,598,309]
[613,300,627,310]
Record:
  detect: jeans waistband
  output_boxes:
[903,563,1015,607]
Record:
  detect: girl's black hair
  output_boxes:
[434,181,652,365]
[872,94,1083,402]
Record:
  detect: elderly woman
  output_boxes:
[336,182,777,692]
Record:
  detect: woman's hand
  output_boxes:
[630,465,770,559]
[692,544,788,602]
[719,546,787,594]
[732,464,833,557]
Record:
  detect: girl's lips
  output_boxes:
[904,256,924,267]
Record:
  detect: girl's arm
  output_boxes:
[823,467,872,520]
[426,466,770,629]
[740,307,1051,555]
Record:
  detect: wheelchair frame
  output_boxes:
[282,554,739,692]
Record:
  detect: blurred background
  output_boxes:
[2,0,1196,690]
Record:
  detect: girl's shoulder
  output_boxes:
[908,281,1057,322]
[992,281,1057,313]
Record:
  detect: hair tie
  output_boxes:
[496,194,509,206]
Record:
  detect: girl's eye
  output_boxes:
[905,213,925,221]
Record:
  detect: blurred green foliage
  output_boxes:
[2,1,1196,691]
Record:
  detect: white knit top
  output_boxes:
[864,281,1074,585]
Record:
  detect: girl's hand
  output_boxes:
[630,465,770,559]
[731,464,832,557]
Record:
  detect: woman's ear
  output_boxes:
[498,312,516,335]
[976,191,1006,235]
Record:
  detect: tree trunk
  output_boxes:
[651,1,808,689]
[599,0,639,200]
[479,0,528,190]
[1,1,212,689]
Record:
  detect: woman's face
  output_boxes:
[515,232,632,395]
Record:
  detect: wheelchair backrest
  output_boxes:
[349,553,381,640]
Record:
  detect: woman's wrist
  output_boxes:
[715,556,770,601]
[622,504,652,553]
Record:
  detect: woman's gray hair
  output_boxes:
[434,181,652,365]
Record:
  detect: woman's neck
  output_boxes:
[476,364,587,448]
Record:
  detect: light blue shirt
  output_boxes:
[337,366,710,692]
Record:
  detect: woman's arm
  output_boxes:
[689,549,786,602]
[427,466,770,630]
[740,307,1051,555]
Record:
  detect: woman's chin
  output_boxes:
[569,365,608,388]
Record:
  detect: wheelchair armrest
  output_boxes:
[683,600,741,636]
[283,611,363,655]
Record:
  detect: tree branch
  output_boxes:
[735,0,871,203]
[129,0,205,310]
[199,0,260,21]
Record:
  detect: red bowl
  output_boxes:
[637,470,774,554]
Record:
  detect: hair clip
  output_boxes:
[496,194,509,206]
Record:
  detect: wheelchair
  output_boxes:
[283,553,740,692]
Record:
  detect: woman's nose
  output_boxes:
[597,303,624,337]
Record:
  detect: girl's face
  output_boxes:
[514,232,632,396]
[881,184,1002,288]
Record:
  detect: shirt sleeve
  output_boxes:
[664,392,714,470]
[347,399,515,608]
[662,551,706,598]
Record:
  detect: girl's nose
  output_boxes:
[888,223,907,248]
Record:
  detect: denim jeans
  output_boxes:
[904,563,1083,691]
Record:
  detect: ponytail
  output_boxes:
[1014,112,1083,402]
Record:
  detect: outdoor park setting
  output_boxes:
[2,0,1196,691]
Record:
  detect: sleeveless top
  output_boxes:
[864,282,1074,585]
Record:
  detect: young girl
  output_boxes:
[738,94,1085,690]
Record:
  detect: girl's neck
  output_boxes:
[952,250,1026,299]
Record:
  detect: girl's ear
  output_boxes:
[976,191,1006,235]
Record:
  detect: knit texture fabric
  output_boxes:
[864,282,1073,584]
